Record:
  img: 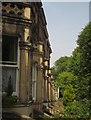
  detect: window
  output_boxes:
[32,62,38,101]
[2,67,16,92]
[2,35,18,65]
[2,35,18,93]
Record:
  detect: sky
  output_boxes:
[43,2,89,67]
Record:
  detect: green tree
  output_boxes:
[57,72,76,92]
[77,22,91,76]
[52,56,72,79]
[52,22,91,118]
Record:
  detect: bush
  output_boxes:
[2,95,17,107]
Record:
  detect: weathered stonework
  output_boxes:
[2,2,56,119]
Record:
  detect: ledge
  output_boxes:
[2,13,32,26]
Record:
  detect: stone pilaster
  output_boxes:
[19,42,30,103]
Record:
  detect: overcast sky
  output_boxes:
[43,2,89,67]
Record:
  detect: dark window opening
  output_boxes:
[2,35,18,65]
[59,88,63,98]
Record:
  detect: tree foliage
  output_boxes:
[52,22,91,118]
[77,22,91,76]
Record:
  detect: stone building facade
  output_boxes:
[2,2,56,119]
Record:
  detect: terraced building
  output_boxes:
[2,2,56,119]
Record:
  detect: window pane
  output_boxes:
[2,35,18,64]
[32,63,38,100]
[2,67,16,92]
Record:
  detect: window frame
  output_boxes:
[1,34,20,96]
[32,62,38,101]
